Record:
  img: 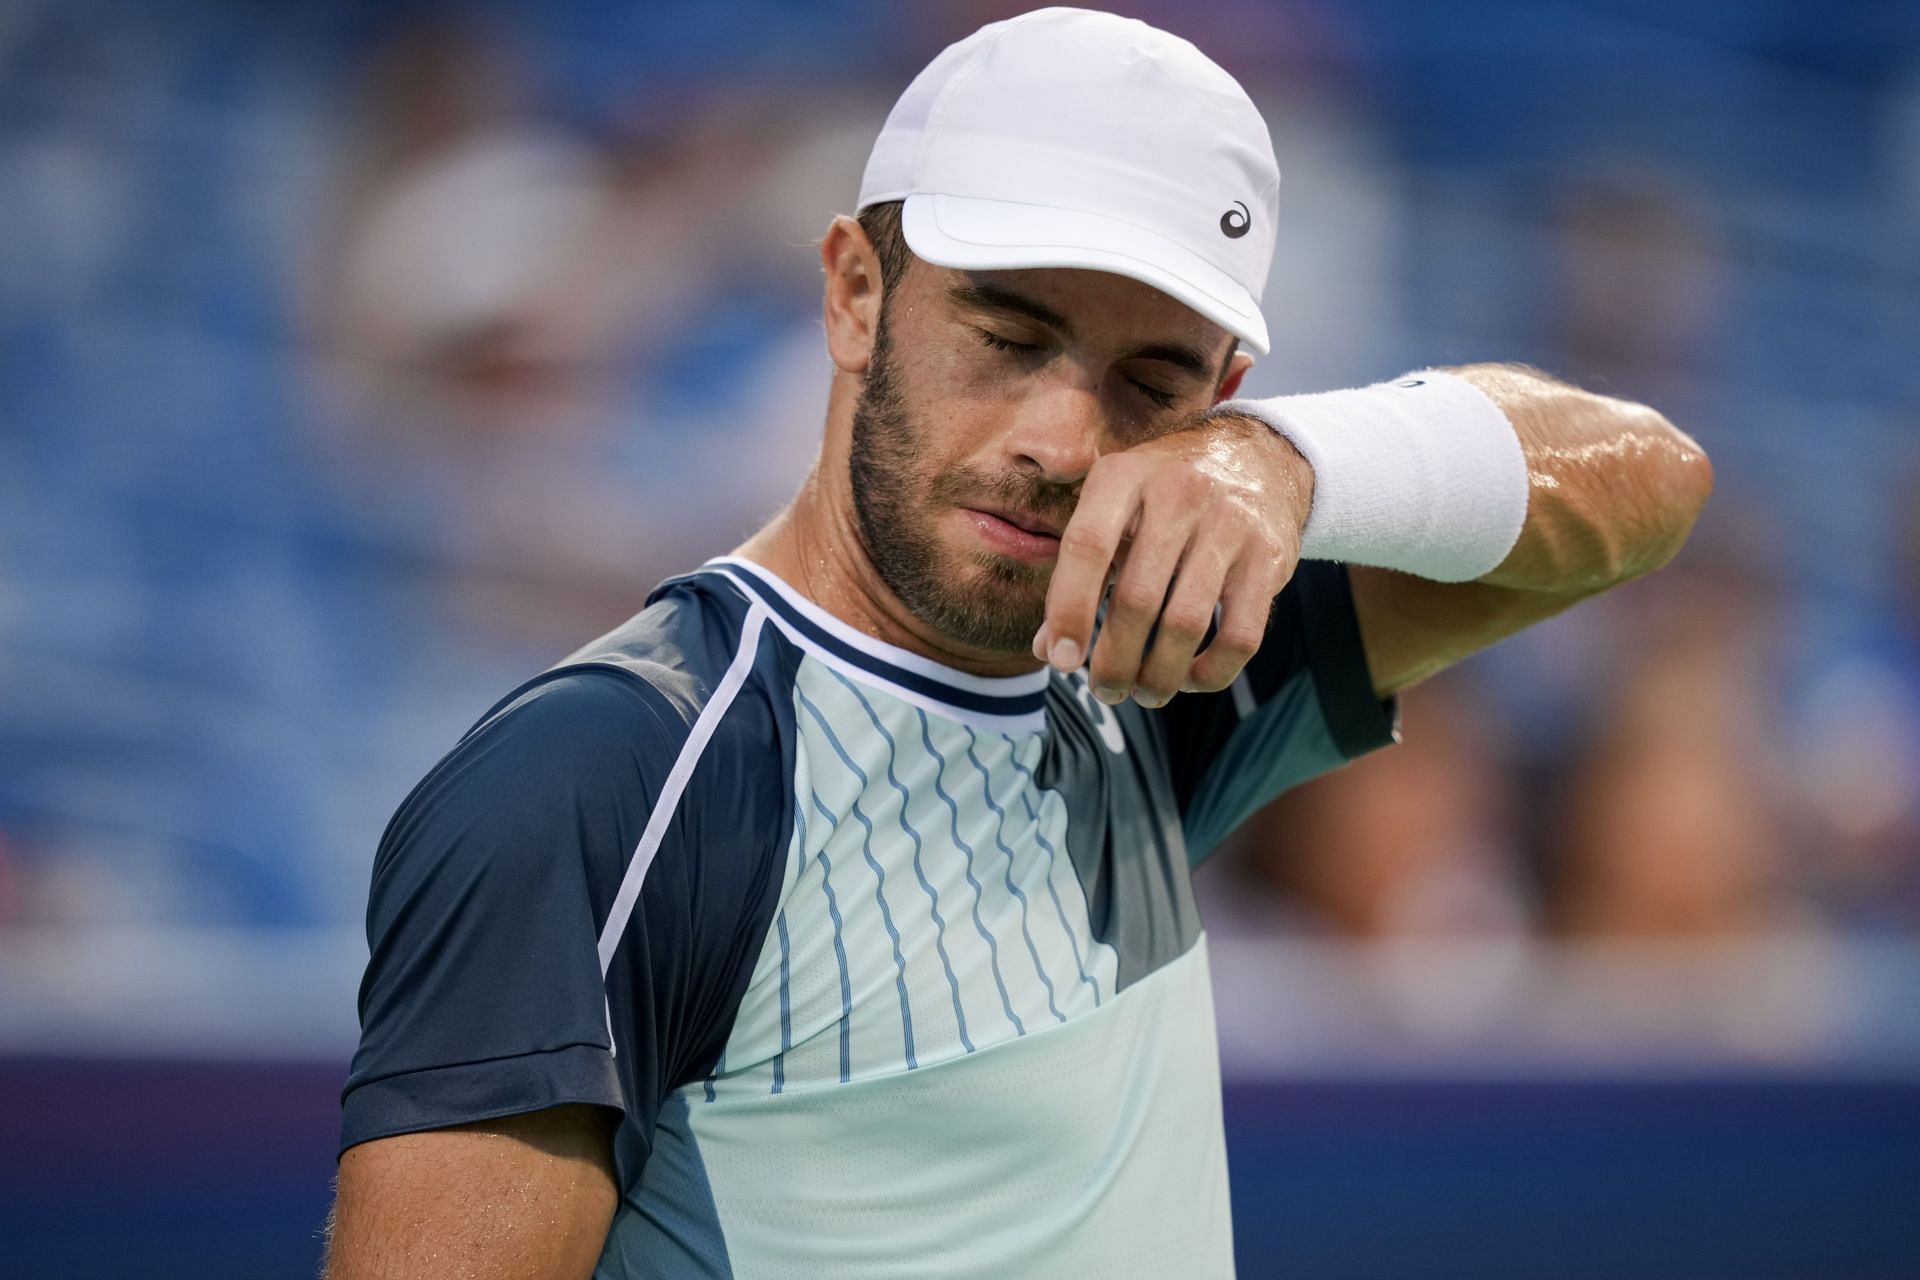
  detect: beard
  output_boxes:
[848,315,1078,655]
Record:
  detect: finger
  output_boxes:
[1085,491,1198,702]
[1039,460,1141,672]
[1132,535,1233,707]
[1184,549,1293,694]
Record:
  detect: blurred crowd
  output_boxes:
[2,1,1918,1023]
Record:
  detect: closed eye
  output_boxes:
[1129,379,1177,409]
[973,328,1042,355]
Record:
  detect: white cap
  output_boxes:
[857,7,1279,354]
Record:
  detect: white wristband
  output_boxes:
[1218,370,1529,583]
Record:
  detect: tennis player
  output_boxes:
[326,9,1711,1278]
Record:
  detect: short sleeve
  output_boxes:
[1157,560,1399,866]
[339,664,786,1159]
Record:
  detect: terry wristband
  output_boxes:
[1216,370,1529,583]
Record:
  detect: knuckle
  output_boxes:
[1113,580,1164,615]
[1217,622,1265,655]
[1087,453,1134,486]
[1060,524,1111,558]
[1160,605,1212,640]
[1176,469,1213,504]
[1226,504,1267,542]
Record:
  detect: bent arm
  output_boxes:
[1350,363,1713,695]
[326,1105,618,1280]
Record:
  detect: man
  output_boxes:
[327,9,1711,1278]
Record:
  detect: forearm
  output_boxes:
[1451,362,1713,597]
[1221,362,1712,696]
[1339,364,1711,693]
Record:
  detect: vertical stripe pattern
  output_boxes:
[1009,759,1101,1009]
[919,707,1024,1039]
[708,656,1118,1097]
[964,729,1066,1025]
[837,672,975,1055]
[796,687,919,1071]
[771,911,791,1095]
[808,792,856,1084]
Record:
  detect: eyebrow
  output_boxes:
[947,283,1074,336]
[948,282,1220,380]
[1121,341,1214,377]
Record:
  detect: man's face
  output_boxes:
[849,259,1239,656]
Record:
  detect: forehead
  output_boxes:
[915,260,1234,360]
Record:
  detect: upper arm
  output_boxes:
[337,657,789,1268]
[341,669,662,1154]
[1348,567,1577,697]
[328,1105,618,1280]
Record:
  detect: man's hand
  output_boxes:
[1033,413,1312,707]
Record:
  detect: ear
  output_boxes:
[1213,351,1256,403]
[821,215,886,375]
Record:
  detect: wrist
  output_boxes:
[1216,371,1529,583]
[1200,407,1317,538]
[1267,427,1315,541]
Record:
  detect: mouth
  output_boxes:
[959,505,1064,564]
[970,504,1064,539]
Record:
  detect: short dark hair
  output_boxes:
[857,200,912,295]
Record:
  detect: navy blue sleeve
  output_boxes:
[1158,560,1399,866]
[339,663,787,1159]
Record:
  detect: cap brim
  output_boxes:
[902,193,1270,355]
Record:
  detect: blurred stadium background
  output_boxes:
[2,0,1918,1276]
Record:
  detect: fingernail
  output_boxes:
[1135,691,1167,709]
[1031,626,1051,662]
[1049,637,1081,670]
[1094,683,1125,705]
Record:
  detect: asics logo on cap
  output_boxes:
[1219,201,1251,239]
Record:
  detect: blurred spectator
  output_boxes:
[306,18,654,647]
[1783,454,1920,933]
[1549,170,1722,408]
[302,18,873,650]
[1204,672,1531,940]
[1543,548,1805,938]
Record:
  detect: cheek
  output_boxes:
[891,314,1025,406]
[922,347,1019,426]
[906,362,1021,470]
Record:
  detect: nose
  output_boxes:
[1003,375,1105,485]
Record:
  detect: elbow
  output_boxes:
[1614,407,1715,583]
[1646,411,1714,568]
[1475,371,1715,597]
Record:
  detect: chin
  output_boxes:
[962,556,1051,638]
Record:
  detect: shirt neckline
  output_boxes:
[700,556,1050,732]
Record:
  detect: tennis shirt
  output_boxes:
[342,555,1396,1279]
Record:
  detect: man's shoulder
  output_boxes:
[476,566,777,729]
[557,566,769,703]
[461,568,795,803]
[392,568,796,882]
